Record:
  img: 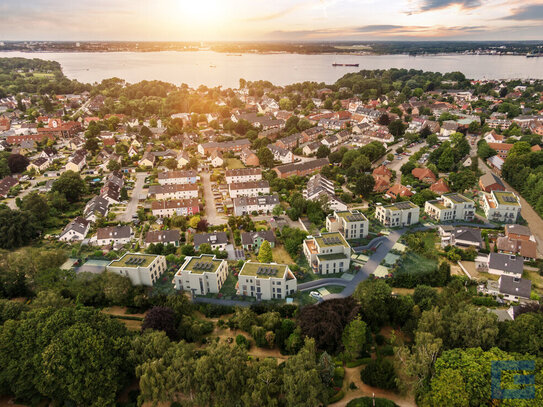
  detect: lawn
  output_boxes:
[219,271,238,297]
[272,245,294,264]
[225,158,245,169]
[399,252,438,275]
[32,72,55,78]
[523,270,543,296]
[319,285,345,294]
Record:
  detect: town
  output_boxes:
[1,58,543,406]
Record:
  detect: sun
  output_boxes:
[171,0,225,25]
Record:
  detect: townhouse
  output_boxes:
[144,230,181,248]
[193,232,228,251]
[157,170,199,185]
[173,254,229,295]
[375,202,420,228]
[482,190,521,224]
[148,184,199,200]
[84,196,110,223]
[198,139,251,156]
[240,148,260,167]
[424,193,475,222]
[303,232,352,275]
[268,144,293,163]
[326,209,369,240]
[107,253,167,286]
[233,194,280,216]
[238,261,297,300]
[94,225,132,247]
[151,198,200,218]
[275,133,304,150]
[274,158,329,179]
[228,180,270,198]
[225,168,262,184]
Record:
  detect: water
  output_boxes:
[1,50,542,88]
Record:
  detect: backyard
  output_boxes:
[225,158,245,169]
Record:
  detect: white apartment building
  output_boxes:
[107,253,167,286]
[482,191,521,224]
[326,209,369,240]
[233,194,280,216]
[228,180,270,198]
[375,202,420,228]
[424,193,475,222]
[173,254,228,295]
[225,168,262,184]
[303,232,351,275]
[238,261,297,300]
[148,184,199,200]
[157,170,199,185]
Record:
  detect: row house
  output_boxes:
[157,170,199,185]
[268,144,293,163]
[225,168,262,184]
[198,139,251,156]
[228,180,270,198]
[274,158,329,179]
[151,198,200,218]
[84,196,110,222]
[275,133,304,150]
[302,127,326,142]
[240,148,260,166]
[303,174,347,212]
[148,184,199,200]
[233,194,280,216]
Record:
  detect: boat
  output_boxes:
[345,63,359,67]
[527,53,543,58]
[332,63,344,66]
[332,63,359,67]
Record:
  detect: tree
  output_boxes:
[51,170,87,203]
[360,359,397,390]
[7,154,29,173]
[258,240,273,263]
[188,215,200,229]
[353,173,375,197]
[0,208,40,249]
[437,147,454,171]
[354,279,392,328]
[106,159,121,171]
[342,317,367,360]
[241,358,281,407]
[272,205,283,216]
[21,192,49,224]
[198,243,213,254]
[142,306,178,340]
[424,368,468,407]
[257,147,274,168]
[163,158,178,170]
[378,114,390,125]
[316,145,330,159]
[388,119,406,139]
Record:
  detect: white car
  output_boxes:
[309,291,322,299]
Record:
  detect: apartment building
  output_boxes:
[482,191,521,224]
[228,180,270,198]
[238,261,297,300]
[157,170,199,185]
[303,232,351,275]
[424,193,475,222]
[375,202,420,228]
[148,184,199,200]
[173,254,228,295]
[107,253,167,286]
[326,209,369,240]
[151,198,200,218]
[225,168,262,184]
[233,194,280,216]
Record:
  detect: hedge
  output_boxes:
[346,358,372,368]
[346,397,399,407]
[329,390,345,404]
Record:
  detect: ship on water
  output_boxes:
[526,53,543,58]
[332,63,359,67]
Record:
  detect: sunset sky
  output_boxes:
[1,0,543,41]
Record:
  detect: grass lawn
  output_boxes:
[399,252,438,275]
[32,72,55,78]
[523,270,543,296]
[272,245,294,264]
[321,285,345,294]
[293,290,318,306]
[219,272,238,297]
[225,158,245,169]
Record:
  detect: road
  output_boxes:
[118,172,147,222]
[5,176,51,209]
[387,142,426,183]
[201,171,226,225]
[478,157,543,257]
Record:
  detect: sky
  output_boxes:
[1,0,543,41]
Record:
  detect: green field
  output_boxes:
[400,252,438,275]
[225,158,245,169]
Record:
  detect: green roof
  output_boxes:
[444,193,471,204]
[240,262,288,279]
[427,199,447,210]
[336,210,368,223]
[315,232,350,248]
[317,253,349,261]
[493,191,520,206]
[384,201,418,211]
[108,253,157,268]
[181,255,223,274]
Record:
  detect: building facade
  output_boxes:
[107,253,167,286]
[303,232,351,275]
[238,261,297,300]
[173,254,228,295]
[375,202,420,228]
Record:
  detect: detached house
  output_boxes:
[482,191,521,223]
[59,217,90,242]
[144,230,181,248]
[94,225,132,247]
[241,230,276,252]
[326,209,369,240]
[424,193,475,222]
[375,202,420,228]
[193,232,228,251]
[412,168,437,184]
[107,253,166,286]
[84,196,110,222]
[66,151,86,172]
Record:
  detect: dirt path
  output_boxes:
[331,366,416,407]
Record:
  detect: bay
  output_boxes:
[1,50,542,88]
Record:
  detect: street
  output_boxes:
[118,172,147,222]
[201,171,227,225]
[5,175,52,209]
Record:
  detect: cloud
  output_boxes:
[503,4,543,20]
[243,2,309,22]
[417,0,482,12]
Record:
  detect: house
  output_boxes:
[176,151,190,167]
[505,224,534,241]
[225,168,262,184]
[302,141,322,156]
[198,139,251,156]
[303,232,352,275]
[151,198,200,218]
[0,176,18,198]
[375,202,420,227]
[482,191,521,223]
[496,236,537,261]
[275,133,304,150]
[66,152,86,172]
[476,252,524,277]
[303,173,347,212]
[430,178,450,194]
[439,121,459,139]
[173,254,228,295]
[158,170,199,185]
[372,165,392,193]
[424,193,475,222]
[144,230,181,248]
[240,148,260,167]
[498,275,532,301]
[228,180,270,198]
[241,230,276,252]
[149,184,199,200]
[27,157,50,173]
[237,261,297,300]
[268,145,293,163]
[439,226,483,248]
[302,127,326,142]
[233,194,280,216]
[479,173,505,193]
[488,143,513,160]
[127,145,139,158]
[193,232,228,251]
[412,168,437,184]
[210,151,224,167]
[59,217,90,242]
[484,130,505,144]
[94,226,132,247]
[139,152,156,168]
[274,158,329,179]
[107,253,167,286]
[83,196,110,222]
[386,184,413,200]
[326,210,369,240]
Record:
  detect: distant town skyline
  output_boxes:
[1,0,543,41]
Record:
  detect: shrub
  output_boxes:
[374,334,385,346]
[472,296,499,307]
[235,334,250,350]
[346,358,372,368]
[377,345,394,357]
[346,397,399,407]
[334,366,345,380]
[360,359,397,390]
[329,390,345,403]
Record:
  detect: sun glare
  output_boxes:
[170,0,225,25]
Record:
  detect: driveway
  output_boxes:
[201,171,226,225]
[5,176,50,209]
[118,172,147,222]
